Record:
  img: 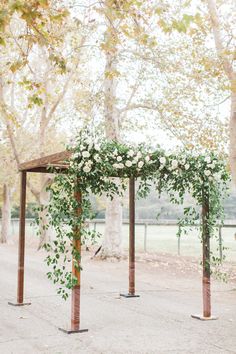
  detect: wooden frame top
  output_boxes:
[19,150,72,173]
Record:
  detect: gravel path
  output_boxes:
[0,244,236,354]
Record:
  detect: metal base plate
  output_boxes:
[191,314,218,321]
[58,327,88,334]
[120,293,140,298]
[8,302,31,306]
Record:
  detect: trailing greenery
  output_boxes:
[37,131,230,299]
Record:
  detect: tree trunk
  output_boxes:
[229,81,236,185]
[37,174,51,250]
[100,27,123,259]
[206,0,236,184]
[1,184,11,244]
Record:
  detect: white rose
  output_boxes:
[185,163,190,170]
[118,163,124,169]
[137,151,142,158]
[171,160,178,169]
[125,160,132,167]
[94,154,101,162]
[82,151,90,158]
[128,149,134,157]
[117,156,122,162]
[209,162,215,169]
[72,152,80,159]
[138,161,144,169]
[204,170,211,176]
[204,156,211,164]
[83,165,91,173]
[160,157,166,165]
[145,155,150,162]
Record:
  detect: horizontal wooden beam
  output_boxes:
[19,151,72,172]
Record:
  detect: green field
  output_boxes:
[5,219,236,262]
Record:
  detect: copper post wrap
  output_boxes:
[17,171,27,304]
[203,276,211,318]
[71,182,82,331]
[71,285,81,331]
[202,192,211,318]
[129,177,135,295]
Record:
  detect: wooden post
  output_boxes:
[9,172,31,306]
[144,223,148,252]
[192,192,217,320]
[59,180,88,333]
[120,177,139,298]
[202,196,211,318]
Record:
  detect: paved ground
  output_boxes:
[0,244,236,354]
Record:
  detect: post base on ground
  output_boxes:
[191,314,218,321]
[58,327,88,334]
[8,301,31,306]
[120,293,140,298]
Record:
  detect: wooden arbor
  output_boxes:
[9,150,216,334]
[8,151,139,333]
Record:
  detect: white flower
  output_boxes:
[94,154,101,162]
[185,163,190,170]
[137,151,142,158]
[113,149,118,156]
[87,160,93,166]
[83,165,91,173]
[82,151,90,158]
[88,143,93,151]
[125,160,132,167]
[117,156,122,162]
[159,157,166,165]
[94,144,100,151]
[204,170,211,176]
[138,161,144,169]
[72,152,80,159]
[209,162,216,169]
[204,156,211,164]
[171,160,178,169]
[118,163,124,169]
[145,155,150,162]
[113,163,119,169]
[128,149,134,157]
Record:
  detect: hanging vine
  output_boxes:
[36,131,230,299]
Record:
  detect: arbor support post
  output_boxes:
[120,177,139,298]
[59,182,88,333]
[9,171,31,307]
[192,192,217,321]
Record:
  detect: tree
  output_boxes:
[206,0,235,181]
[0,3,87,248]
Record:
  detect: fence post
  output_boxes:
[144,223,148,252]
[219,226,223,262]
[177,235,181,256]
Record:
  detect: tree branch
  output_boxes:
[206,0,233,80]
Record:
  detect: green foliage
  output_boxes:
[36,131,230,299]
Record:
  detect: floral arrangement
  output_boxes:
[39,131,230,299]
